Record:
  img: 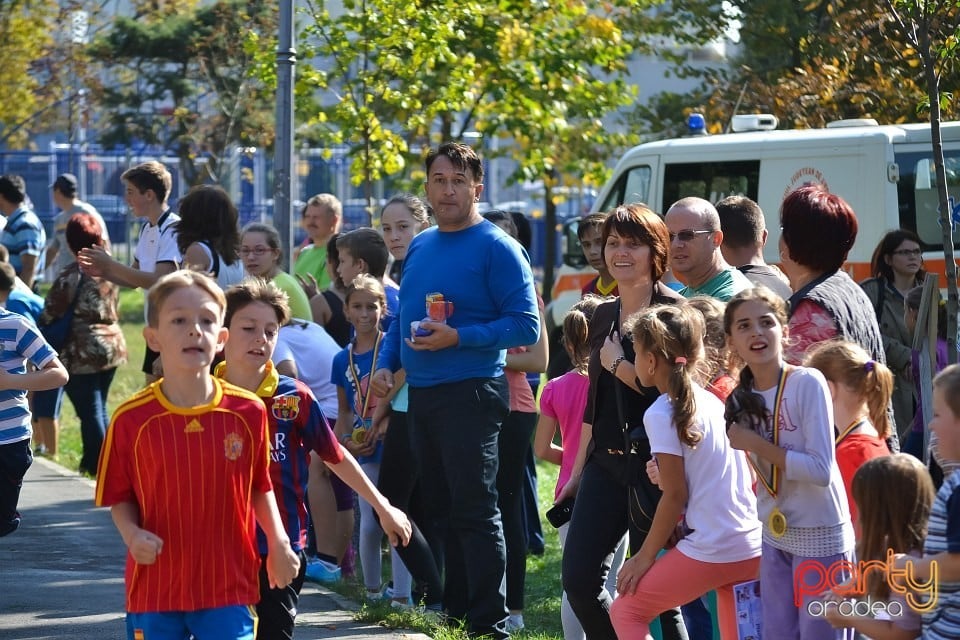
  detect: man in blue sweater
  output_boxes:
[372,142,539,638]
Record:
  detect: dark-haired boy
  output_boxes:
[0,174,45,290]
[577,212,618,298]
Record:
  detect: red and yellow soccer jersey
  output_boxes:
[95,378,273,613]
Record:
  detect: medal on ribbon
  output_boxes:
[769,507,787,538]
[747,367,788,499]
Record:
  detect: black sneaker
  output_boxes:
[0,514,21,537]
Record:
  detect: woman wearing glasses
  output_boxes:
[860,229,926,439]
[240,222,314,321]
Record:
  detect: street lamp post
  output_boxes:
[274,0,296,270]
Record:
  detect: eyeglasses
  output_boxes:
[669,229,715,243]
[240,246,272,257]
[892,248,922,257]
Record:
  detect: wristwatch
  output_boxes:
[609,356,625,376]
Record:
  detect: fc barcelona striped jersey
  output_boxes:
[95,378,272,613]
[215,361,344,554]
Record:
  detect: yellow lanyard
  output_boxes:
[835,417,867,444]
[347,331,382,420]
[752,366,789,498]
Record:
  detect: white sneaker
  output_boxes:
[506,614,525,632]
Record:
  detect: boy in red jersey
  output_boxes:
[95,271,299,640]
[215,279,411,639]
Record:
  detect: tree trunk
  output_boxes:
[922,27,959,363]
[542,182,556,304]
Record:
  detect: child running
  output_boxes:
[535,295,625,640]
[823,454,934,640]
[723,286,855,640]
[331,273,412,605]
[215,278,411,638]
[805,339,892,530]
[609,303,761,640]
[95,271,299,640]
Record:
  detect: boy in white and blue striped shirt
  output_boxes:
[0,308,68,536]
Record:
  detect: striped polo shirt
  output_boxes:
[0,309,57,445]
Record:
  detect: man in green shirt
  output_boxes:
[293,193,342,290]
[665,196,752,302]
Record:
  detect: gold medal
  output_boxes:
[769,508,787,538]
[351,426,367,444]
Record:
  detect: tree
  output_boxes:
[885,0,960,364]
[470,3,642,297]
[86,0,277,186]
[0,1,56,147]
[294,0,649,297]
[629,1,960,136]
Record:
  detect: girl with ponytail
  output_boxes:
[723,287,855,640]
[805,339,892,533]
[609,303,761,640]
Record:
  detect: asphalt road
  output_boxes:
[0,456,427,640]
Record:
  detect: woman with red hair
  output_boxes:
[778,185,883,364]
[39,214,126,475]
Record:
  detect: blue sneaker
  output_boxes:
[304,557,341,584]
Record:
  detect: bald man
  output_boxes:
[665,196,752,301]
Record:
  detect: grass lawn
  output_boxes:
[53,288,567,638]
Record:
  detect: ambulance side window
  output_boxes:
[599,165,651,211]
[896,151,960,250]
[663,161,760,207]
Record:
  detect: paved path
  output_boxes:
[0,457,428,640]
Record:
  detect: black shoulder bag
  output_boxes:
[610,304,661,536]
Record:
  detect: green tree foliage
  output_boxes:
[87,0,277,185]
[295,0,646,296]
[886,0,960,363]
[631,1,960,136]
[0,1,56,146]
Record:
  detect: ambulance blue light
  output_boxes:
[687,113,706,135]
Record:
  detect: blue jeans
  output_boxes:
[64,368,116,474]
[408,376,510,639]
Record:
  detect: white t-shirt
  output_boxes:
[644,385,762,563]
[192,241,245,290]
[135,209,180,322]
[273,320,340,420]
[134,210,180,273]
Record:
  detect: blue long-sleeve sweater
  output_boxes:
[376,220,540,387]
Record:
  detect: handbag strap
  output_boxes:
[609,300,631,450]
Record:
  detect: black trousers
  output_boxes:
[256,550,307,640]
[0,439,31,534]
[375,409,444,606]
[496,410,537,611]
[409,377,510,639]
[562,457,687,640]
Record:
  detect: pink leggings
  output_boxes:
[610,548,760,640]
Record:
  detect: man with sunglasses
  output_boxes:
[665,196,752,302]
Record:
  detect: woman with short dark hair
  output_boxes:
[558,204,687,640]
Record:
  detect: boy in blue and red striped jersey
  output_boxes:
[216,278,411,640]
[0,304,68,536]
[96,271,299,640]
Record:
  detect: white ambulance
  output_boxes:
[546,116,960,367]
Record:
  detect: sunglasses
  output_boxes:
[669,229,715,243]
